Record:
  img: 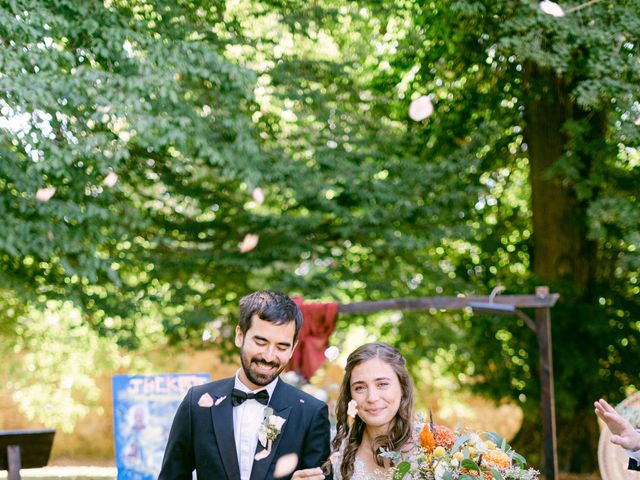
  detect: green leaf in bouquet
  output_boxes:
[392,461,411,480]
[460,458,481,472]
[379,447,402,465]
[451,432,470,453]
[462,445,472,459]
[485,431,504,447]
[490,468,505,480]
[443,471,455,480]
[509,450,527,467]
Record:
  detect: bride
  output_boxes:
[292,342,415,479]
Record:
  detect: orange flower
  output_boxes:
[482,449,510,469]
[460,469,493,480]
[419,425,456,451]
[419,424,436,451]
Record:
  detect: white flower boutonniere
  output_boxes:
[254,407,286,461]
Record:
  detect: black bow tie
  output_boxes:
[231,388,270,406]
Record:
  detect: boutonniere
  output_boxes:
[254,407,286,461]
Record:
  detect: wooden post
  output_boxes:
[535,286,558,480]
[7,444,22,480]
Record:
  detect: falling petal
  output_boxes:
[36,187,56,202]
[255,441,271,461]
[252,187,265,204]
[214,395,227,406]
[239,233,259,253]
[408,96,434,121]
[635,117,640,126]
[324,346,340,362]
[347,399,358,427]
[273,453,299,478]
[539,1,565,17]
[103,171,119,187]
[47,231,54,240]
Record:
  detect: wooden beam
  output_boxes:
[535,288,558,480]
[7,445,21,480]
[337,293,559,314]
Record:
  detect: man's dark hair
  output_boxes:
[238,290,304,342]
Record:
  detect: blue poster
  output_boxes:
[112,373,211,480]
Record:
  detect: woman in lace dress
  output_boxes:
[330,342,414,479]
[291,342,414,480]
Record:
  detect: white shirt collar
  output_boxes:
[234,369,279,399]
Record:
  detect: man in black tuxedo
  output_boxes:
[159,290,331,480]
[594,398,640,471]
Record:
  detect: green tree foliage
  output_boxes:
[321,0,639,471]
[1,0,639,472]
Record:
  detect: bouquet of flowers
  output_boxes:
[382,411,539,480]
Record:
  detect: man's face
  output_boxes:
[235,315,297,390]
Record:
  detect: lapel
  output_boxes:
[249,379,293,480]
[210,378,241,480]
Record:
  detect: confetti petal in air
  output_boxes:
[103,171,119,187]
[539,1,565,17]
[635,117,640,126]
[324,346,340,362]
[36,187,56,202]
[239,233,259,253]
[408,96,434,122]
[273,453,299,478]
[254,441,271,461]
[252,187,265,204]
[347,399,358,427]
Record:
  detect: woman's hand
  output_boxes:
[291,467,325,479]
[595,398,640,451]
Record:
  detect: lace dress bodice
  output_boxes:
[332,454,392,480]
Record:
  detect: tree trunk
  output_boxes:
[523,63,597,289]
[522,62,603,472]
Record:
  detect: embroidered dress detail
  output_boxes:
[332,455,392,480]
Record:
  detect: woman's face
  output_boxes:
[349,357,403,432]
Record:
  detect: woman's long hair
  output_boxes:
[331,342,414,479]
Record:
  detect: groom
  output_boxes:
[158,290,331,480]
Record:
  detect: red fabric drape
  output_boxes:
[287,297,340,381]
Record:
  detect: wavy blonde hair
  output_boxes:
[331,342,414,479]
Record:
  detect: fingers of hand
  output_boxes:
[292,468,324,479]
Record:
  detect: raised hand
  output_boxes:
[594,398,640,451]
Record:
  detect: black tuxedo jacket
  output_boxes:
[630,458,640,471]
[158,377,332,480]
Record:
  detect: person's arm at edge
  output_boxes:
[594,398,640,470]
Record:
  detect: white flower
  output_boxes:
[256,407,286,460]
[268,414,286,431]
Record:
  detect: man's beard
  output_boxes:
[240,353,285,386]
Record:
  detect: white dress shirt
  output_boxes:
[233,371,278,480]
